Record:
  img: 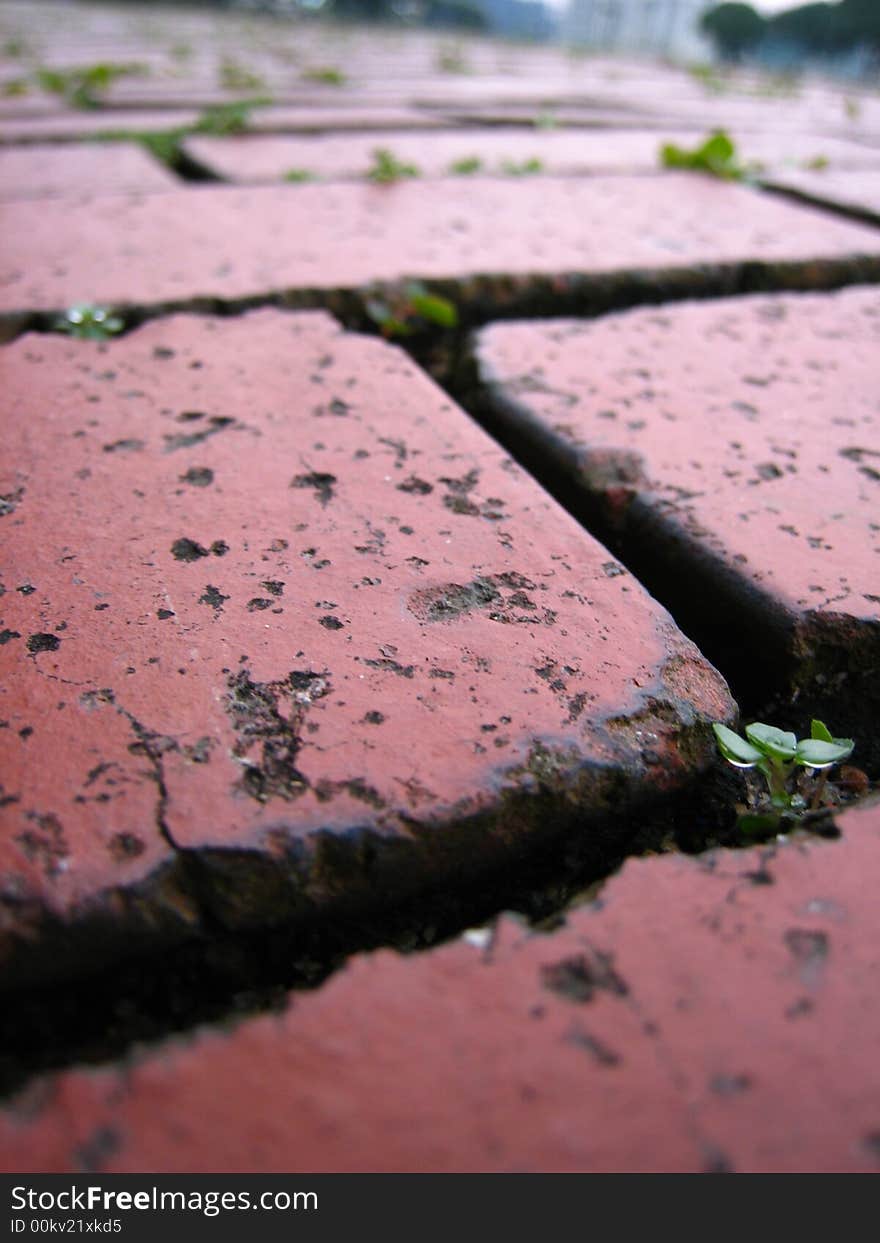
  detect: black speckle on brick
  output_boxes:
[602,562,627,578]
[180,467,214,487]
[0,630,21,645]
[109,832,146,860]
[319,615,344,630]
[784,929,829,964]
[247,598,273,612]
[171,538,209,562]
[0,487,24,518]
[397,475,433,495]
[103,439,144,454]
[199,585,229,611]
[17,584,36,596]
[364,710,385,724]
[541,951,628,1004]
[157,609,175,620]
[153,346,175,359]
[261,580,284,596]
[211,540,229,557]
[27,633,60,654]
[291,472,337,507]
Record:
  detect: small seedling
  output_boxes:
[366,148,420,184]
[500,157,543,176]
[844,97,861,122]
[713,719,854,814]
[803,154,829,171]
[218,58,266,92]
[194,99,269,136]
[436,46,470,74]
[687,62,726,94]
[2,77,28,97]
[2,36,28,58]
[533,111,558,130]
[449,155,482,175]
[365,281,458,338]
[302,66,346,86]
[660,130,759,182]
[34,62,147,110]
[55,304,124,340]
[283,168,314,183]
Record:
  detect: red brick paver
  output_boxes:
[3,174,880,317]
[768,168,880,224]
[183,128,880,186]
[2,798,877,1173]
[0,309,733,986]
[472,286,880,765]
[0,141,178,200]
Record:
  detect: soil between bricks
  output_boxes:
[0,308,734,990]
[469,286,880,771]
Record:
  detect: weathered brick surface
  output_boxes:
[184,128,880,185]
[2,798,877,1173]
[768,168,880,224]
[4,174,880,316]
[0,141,178,200]
[0,309,733,985]
[0,110,202,145]
[472,287,880,764]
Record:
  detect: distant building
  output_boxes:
[562,0,709,59]
[471,0,558,41]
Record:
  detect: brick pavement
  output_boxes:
[1,0,879,1175]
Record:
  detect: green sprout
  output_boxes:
[660,130,757,182]
[687,62,726,94]
[55,304,124,340]
[194,98,269,136]
[34,62,147,110]
[365,281,458,339]
[302,66,346,86]
[436,46,470,74]
[283,168,314,183]
[500,157,543,176]
[366,148,420,184]
[713,719,854,813]
[449,155,483,175]
[218,58,266,92]
[803,154,829,172]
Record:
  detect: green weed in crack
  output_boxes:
[660,130,759,182]
[34,61,148,110]
[365,282,458,339]
[713,718,856,833]
[366,148,420,185]
[54,304,124,341]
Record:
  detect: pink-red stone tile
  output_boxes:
[768,168,880,223]
[0,309,733,984]
[0,141,177,200]
[0,109,202,145]
[473,287,880,764]
[2,798,878,1173]
[183,128,880,185]
[4,174,880,316]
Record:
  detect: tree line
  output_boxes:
[700,1,880,62]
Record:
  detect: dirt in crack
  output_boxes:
[225,666,330,803]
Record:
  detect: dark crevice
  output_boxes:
[761,180,880,233]
[0,759,846,1103]
[3,251,880,346]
